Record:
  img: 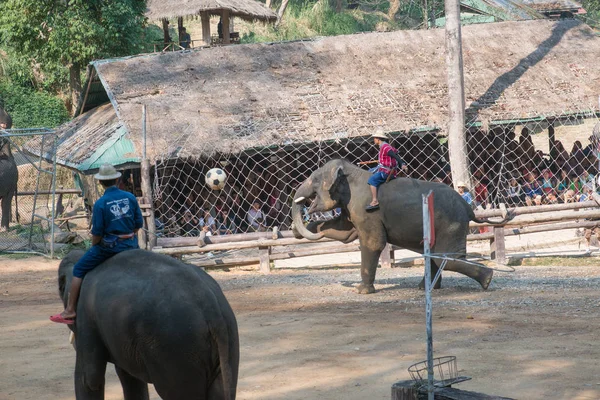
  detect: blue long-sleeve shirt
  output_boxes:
[91,186,143,237]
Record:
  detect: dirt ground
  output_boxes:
[2,255,600,400]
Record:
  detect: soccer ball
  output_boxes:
[205,168,227,190]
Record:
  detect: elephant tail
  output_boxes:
[14,189,18,223]
[210,318,237,400]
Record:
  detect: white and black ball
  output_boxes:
[205,168,227,190]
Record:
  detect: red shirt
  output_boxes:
[378,143,398,174]
[474,183,488,202]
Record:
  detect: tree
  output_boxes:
[0,0,147,114]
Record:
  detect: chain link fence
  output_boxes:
[150,108,600,239]
[0,128,67,254]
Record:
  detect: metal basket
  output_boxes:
[408,356,460,388]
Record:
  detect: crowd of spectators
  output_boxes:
[155,126,599,238]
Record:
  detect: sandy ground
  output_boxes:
[2,254,600,400]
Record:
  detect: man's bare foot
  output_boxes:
[61,310,76,319]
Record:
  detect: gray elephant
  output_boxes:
[292,159,508,294]
[57,249,239,399]
[0,109,18,231]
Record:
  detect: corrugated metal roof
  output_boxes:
[520,0,583,12]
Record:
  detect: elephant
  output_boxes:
[0,110,18,231]
[292,159,509,294]
[57,249,239,399]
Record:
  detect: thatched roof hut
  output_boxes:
[145,0,277,22]
[44,19,600,173]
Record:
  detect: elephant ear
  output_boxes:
[328,165,351,204]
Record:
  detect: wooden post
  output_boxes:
[141,105,157,250]
[200,12,211,46]
[259,246,271,274]
[380,243,394,268]
[222,10,231,45]
[391,381,419,400]
[490,226,506,265]
[445,0,469,190]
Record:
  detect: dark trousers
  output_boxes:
[72,237,139,278]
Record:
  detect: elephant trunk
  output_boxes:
[292,182,324,241]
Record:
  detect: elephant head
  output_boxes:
[292,160,356,241]
[0,107,12,130]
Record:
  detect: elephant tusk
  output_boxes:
[294,197,306,204]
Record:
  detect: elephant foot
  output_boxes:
[479,268,494,290]
[356,283,376,294]
[418,277,442,290]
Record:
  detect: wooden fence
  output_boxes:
[151,197,600,272]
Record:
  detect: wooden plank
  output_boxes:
[489,226,506,265]
[471,209,600,227]
[391,380,515,400]
[468,220,600,241]
[259,246,271,274]
[474,200,599,219]
[158,230,294,248]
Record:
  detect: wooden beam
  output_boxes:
[200,12,210,46]
[471,209,600,227]
[474,200,599,219]
[222,10,230,44]
[259,246,271,274]
[468,219,600,241]
[489,226,506,265]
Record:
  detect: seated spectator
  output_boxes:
[180,209,199,237]
[579,185,595,202]
[506,177,524,207]
[456,182,473,206]
[569,173,583,194]
[523,171,543,202]
[539,169,555,194]
[563,189,577,203]
[247,201,267,232]
[266,190,283,227]
[545,191,560,205]
[579,170,595,191]
[199,209,216,235]
[473,178,488,209]
[556,169,570,193]
[217,208,237,235]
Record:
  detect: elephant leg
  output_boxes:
[74,328,108,399]
[115,365,149,400]
[74,352,107,400]
[356,236,386,294]
[418,259,442,290]
[443,258,493,290]
[1,193,11,230]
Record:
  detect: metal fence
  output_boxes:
[0,128,61,255]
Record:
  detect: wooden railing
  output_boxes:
[152,197,600,272]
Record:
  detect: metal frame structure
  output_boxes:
[0,128,57,257]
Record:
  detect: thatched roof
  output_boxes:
[145,0,276,22]
[84,19,600,162]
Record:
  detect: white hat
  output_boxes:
[371,129,388,140]
[457,181,468,189]
[94,163,122,180]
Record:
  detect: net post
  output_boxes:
[422,191,434,400]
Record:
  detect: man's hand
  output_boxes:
[401,164,408,172]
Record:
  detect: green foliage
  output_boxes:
[241,1,388,43]
[0,80,69,128]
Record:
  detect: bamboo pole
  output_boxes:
[445,0,468,191]
[467,220,600,241]
[153,236,342,255]
[471,209,600,227]
[474,200,599,219]
[140,105,157,249]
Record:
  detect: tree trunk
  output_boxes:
[335,0,343,13]
[69,63,82,116]
[445,0,469,190]
[161,18,170,44]
[177,17,184,45]
[265,0,272,8]
[422,0,428,28]
[388,0,401,20]
[276,0,290,27]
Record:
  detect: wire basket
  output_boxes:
[408,356,460,388]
